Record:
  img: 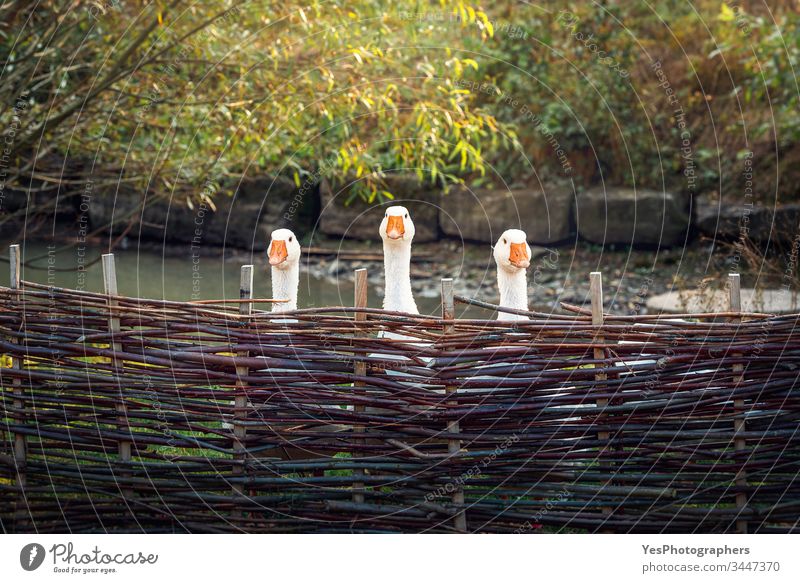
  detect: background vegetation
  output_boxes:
[0,0,798,228]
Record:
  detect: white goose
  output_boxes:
[379,205,419,314]
[369,206,430,418]
[260,229,345,462]
[493,229,531,320]
[267,228,301,315]
[463,230,533,396]
[223,229,303,431]
[494,230,588,425]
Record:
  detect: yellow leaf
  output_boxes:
[477,11,494,37]
[718,3,735,21]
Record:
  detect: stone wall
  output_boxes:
[318,175,440,242]
[576,187,691,246]
[86,175,316,250]
[696,195,800,244]
[319,181,695,247]
[439,184,574,244]
[73,175,799,249]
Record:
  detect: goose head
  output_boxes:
[268,228,301,270]
[493,229,531,273]
[379,205,415,245]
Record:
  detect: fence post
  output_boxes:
[590,272,612,526]
[102,254,132,499]
[352,268,367,504]
[9,244,28,530]
[232,265,253,514]
[441,278,467,532]
[728,273,748,534]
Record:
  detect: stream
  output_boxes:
[1,240,486,318]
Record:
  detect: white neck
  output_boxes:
[383,241,418,314]
[497,266,529,321]
[271,262,299,312]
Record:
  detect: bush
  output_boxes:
[1,0,797,222]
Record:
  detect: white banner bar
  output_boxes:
[1,534,797,582]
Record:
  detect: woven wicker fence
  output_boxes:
[1,250,799,533]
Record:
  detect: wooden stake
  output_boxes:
[442,278,467,532]
[590,272,609,437]
[729,273,748,533]
[9,244,28,530]
[590,272,612,525]
[232,265,253,514]
[102,254,132,499]
[352,268,368,504]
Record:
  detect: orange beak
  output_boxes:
[386,215,405,240]
[509,242,530,268]
[268,239,288,266]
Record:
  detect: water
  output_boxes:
[2,240,470,317]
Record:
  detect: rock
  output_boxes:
[87,175,316,250]
[86,188,186,242]
[576,187,690,246]
[206,176,317,250]
[319,174,440,242]
[439,185,574,244]
[694,196,740,239]
[768,205,800,242]
[326,259,345,277]
[0,188,67,237]
[0,187,29,213]
[695,195,800,243]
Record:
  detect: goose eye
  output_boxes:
[503,238,507,244]
[289,236,293,242]
[404,213,408,218]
